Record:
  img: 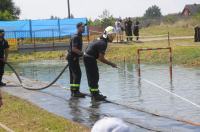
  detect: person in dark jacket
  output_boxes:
[125,18,133,41]
[133,21,140,41]
[67,22,86,98]
[83,26,117,101]
[0,29,9,86]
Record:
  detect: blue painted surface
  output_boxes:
[0,18,88,38]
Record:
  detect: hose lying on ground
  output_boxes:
[5,62,69,90]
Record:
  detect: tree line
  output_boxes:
[1,0,199,28]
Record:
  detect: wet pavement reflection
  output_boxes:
[4,60,200,131]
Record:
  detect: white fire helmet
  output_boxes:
[91,117,132,132]
[103,26,116,39]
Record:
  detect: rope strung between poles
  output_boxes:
[5,62,69,91]
[89,30,168,39]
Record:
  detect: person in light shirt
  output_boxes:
[115,18,123,42]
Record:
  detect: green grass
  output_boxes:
[140,16,199,37]
[7,38,200,67]
[106,39,200,66]
[8,51,66,62]
[0,92,89,132]
[0,128,5,132]
[140,25,194,36]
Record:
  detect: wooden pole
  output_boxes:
[33,32,36,52]
[169,47,173,82]
[168,32,170,47]
[52,29,55,51]
[137,49,141,77]
[86,19,90,43]
[67,0,71,18]
[137,47,172,81]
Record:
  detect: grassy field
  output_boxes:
[140,25,194,36]
[7,38,200,67]
[7,22,198,64]
[8,51,66,63]
[0,92,89,132]
[140,16,198,37]
[106,39,200,66]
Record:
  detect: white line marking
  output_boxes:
[118,67,200,109]
[143,79,200,109]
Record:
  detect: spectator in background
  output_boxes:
[125,18,133,42]
[124,18,128,41]
[92,117,131,132]
[120,19,125,41]
[133,21,140,41]
[115,18,123,42]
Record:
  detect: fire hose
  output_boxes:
[5,62,69,90]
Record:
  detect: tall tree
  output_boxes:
[99,9,115,28]
[0,0,20,20]
[144,5,162,18]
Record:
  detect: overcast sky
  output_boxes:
[13,0,199,20]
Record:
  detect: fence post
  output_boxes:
[29,20,33,43]
[168,32,170,47]
[14,31,18,50]
[86,19,90,43]
[137,49,141,77]
[33,31,36,52]
[58,19,61,41]
[169,47,173,82]
[197,26,200,42]
[117,34,119,43]
[52,29,55,50]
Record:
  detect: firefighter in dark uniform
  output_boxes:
[67,23,85,98]
[83,26,117,101]
[0,29,9,87]
[133,21,140,41]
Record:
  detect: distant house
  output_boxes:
[182,3,200,16]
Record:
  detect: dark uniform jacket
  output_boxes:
[85,38,108,59]
[0,39,9,59]
[68,33,83,58]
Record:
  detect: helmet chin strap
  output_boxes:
[103,31,107,38]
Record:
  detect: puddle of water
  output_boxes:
[7,60,200,130]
